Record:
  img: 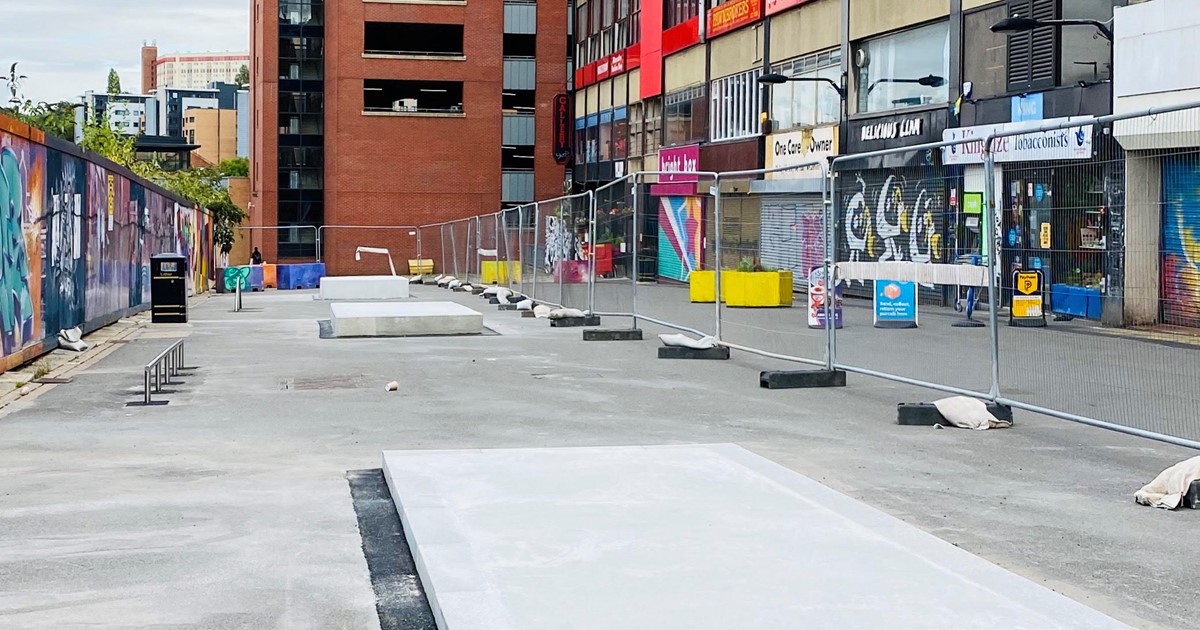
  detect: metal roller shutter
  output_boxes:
[759,195,825,292]
[1162,156,1200,327]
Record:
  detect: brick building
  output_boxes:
[251,0,570,275]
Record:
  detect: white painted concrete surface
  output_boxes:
[319,275,410,300]
[382,444,1131,630]
[331,301,482,337]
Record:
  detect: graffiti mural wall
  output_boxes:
[657,196,704,283]
[0,115,212,372]
[837,168,948,301]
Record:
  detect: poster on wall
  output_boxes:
[873,280,918,328]
[806,266,843,329]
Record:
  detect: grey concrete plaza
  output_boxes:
[1,284,1198,629]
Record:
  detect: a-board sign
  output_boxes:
[1010,269,1046,327]
[874,280,918,328]
[806,266,843,329]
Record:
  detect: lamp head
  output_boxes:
[757,73,789,85]
[991,17,1041,33]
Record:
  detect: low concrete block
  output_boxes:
[320,275,410,300]
[583,328,643,341]
[550,315,601,327]
[330,301,482,337]
[896,402,1014,426]
[759,369,847,389]
[658,346,730,360]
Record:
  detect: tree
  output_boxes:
[2,63,77,141]
[235,64,249,88]
[217,157,249,177]
[107,68,121,96]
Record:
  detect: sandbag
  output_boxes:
[448,279,463,289]
[516,299,534,311]
[58,327,88,352]
[658,333,718,350]
[533,305,553,319]
[931,396,1012,431]
[549,308,586,319]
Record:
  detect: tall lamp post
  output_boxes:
[990,16,1112,42]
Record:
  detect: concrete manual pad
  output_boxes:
[382,444,1130,630]
[331,301,481,337]
[319,275,410,300]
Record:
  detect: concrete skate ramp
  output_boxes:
[331,302,481,337]
[319,275,410,300]
[382,444,1130,630]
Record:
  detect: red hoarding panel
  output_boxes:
[663,17,702,56]
[640,0,664,98]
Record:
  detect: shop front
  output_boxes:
[840,108,951,304]
[943,117,1114,320]
[700,139,760,272]
[652,144,705,283]
[753,125,838,291]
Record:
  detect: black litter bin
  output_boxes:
[151,253,189,323]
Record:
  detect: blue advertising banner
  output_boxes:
[874,280,918,328]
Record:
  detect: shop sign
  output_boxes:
[874,280,918,328]
[610,52,626,75]
[766,0,816,16]
[660,144,701,183]
[860,118,925,142]
[552,93,571,165]
[765,126,838,180]
[807,266,843,329]
[941,118,1094,165]
[708,0,763,38]
[596,57,611,80]
[1011,93,1044,122]
[847,109,945,153]
[1010,269,1047,327]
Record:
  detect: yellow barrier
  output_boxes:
[481,261,522,284]
[724,271,793,307]
[408,259,435,275]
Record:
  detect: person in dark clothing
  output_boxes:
[250,248,263,265]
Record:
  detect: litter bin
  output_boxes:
[151,253,189,323]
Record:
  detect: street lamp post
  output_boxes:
[757,72,849,153]
[990,17,1112,42]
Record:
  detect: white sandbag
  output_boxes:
[1135,455,1200,509]
[461,284,474,291]
[448,279,463,289]
[437,276,456,286]
[58,327,88,352]
[433,274,445,282]
[931,396,1012,430]
[533,305,553,319]
[516,299,534,311]
[658,333,718,350]
[482,286,513,300]
[549,308,586,319]
[409,275,422,283]
[481,286,501,296]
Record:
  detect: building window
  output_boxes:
[575,117,587,163]
[770,48,841,131]
[1060,0,1114,84]
[628,102,645,157]
[854,20,950,114]
[710,68,763,142]
[364,22,464,56]
[664,85,707,146]
[280,0,323,26]
[613,106,628,160]
[1004,0,1058,92]
[666,0,702,28]
[363,80,464,113]
[645,97,663,153]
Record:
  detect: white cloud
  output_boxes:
[1,0,249,104]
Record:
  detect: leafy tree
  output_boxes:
[107,68,122,96]
[235,64,249,88]
[217,156,249,177]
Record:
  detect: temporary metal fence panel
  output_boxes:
[234,226,320,263]
[317,225,419,275]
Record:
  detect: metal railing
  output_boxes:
[143,340,185,405]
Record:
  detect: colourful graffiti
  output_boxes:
[544,214,581,272]
[657,196,704,283]
[760,200,824,284]
[1162,160,1200,326]
[0,113,213,370]
[840,172,945,277]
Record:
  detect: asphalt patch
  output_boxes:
[346,468,437,630]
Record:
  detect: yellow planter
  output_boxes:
[689,270,721,303]
[481,261,522,284]
[723,271,793,307]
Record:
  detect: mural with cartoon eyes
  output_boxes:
[840,171,945,283]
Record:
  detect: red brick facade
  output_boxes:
[252,0,568,276]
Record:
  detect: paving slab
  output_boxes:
[382,444,1130,630]
[331,301,482,337]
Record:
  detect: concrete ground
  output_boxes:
[0,284,1197,629]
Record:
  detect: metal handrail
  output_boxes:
[144,340,185,405]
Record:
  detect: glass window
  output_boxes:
[1061,0,1116,84]
[770,48,841,131]
[575,119,588,163]
[665,85,707,146]
[710,68,762,142]
[613,110,629,159]
[600,114,613,161]
[854,21,950,114]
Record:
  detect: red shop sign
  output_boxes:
[707,0,763,39]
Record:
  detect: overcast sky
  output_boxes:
[1,0,250,104]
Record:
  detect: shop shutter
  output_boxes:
[1005,0,1058,93]
[760,195,826,292]
[1161,156,1200,327]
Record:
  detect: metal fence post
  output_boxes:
[983,140,1002,402]
[713,175,723,342]
[588,187,597,313]
[824,162,835,371]
[532,204,541,302]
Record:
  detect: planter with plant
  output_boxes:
[723,257,793,307]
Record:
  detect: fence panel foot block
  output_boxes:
[759,369,846,389]
[583,328,643,341]
[521,311,536,318]
[1186,480,1200,510]
[498,304,517,311]
[896,402,1014,426]
[658,346,730,360]
[550,315,601,328]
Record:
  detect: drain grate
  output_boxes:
[33,377,74,384]
[280,374,366,391]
